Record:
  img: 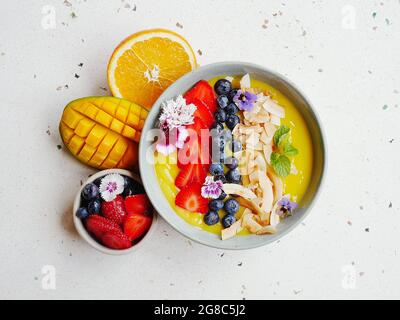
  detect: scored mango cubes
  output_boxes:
[59,96,148,170]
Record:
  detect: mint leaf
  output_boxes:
[270,152,291,177]
[273,125,290,147]
[284,144,299,157]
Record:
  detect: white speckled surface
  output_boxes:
[0,0,399,300]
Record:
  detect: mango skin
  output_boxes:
[59,96,148,170]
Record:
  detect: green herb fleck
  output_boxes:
[271,152,291,177]
[270,125,298,177]
[284,143,299,157]
[372,12,377,19]
[71,12,77,18]
[273,125,290,146]
[383,104,389,110]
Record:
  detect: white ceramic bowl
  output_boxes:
[139,62,326,250]
[73,169,158,255]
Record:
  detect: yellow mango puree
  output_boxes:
[154,76,313,236]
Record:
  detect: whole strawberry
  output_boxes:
[101,230,132,250]
[85,215,121,239]
[101,195,127,225]
[85,215,132,250]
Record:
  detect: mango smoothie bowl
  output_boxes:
[139,62,325,250]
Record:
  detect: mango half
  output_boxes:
[59,96,148,170]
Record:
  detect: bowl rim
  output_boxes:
[72,169,158,255]
[139,61,326,250]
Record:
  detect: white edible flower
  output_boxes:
[159,95,197,130]
[99,173,125,202]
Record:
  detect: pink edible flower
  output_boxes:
[201,176,223,199]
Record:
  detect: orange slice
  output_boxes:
[108,29,197,109]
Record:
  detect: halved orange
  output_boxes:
[108,29,197,109]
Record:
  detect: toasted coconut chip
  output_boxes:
[259,172,273,215]
[255,152,267,171]
[270,115,281,126]
[267,168,283,202]
[225,76,234,82]
[249,170,259,183]
[263,144,273,165]
[223,184,257,199]
[264,122,277,137]
[253,142,263,151]
[242,213,263,233]
[263,98,285,118]
[247,87,262,94]
[256,93,268,103]
[260,130,272,144]
[237,197,266,218]
[269,211,280,228]
[256,225,277,235]
[240,74,251,89]
[221,220,243,241]
[246,132,260,147]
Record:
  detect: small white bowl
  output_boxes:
[73,169,158,255]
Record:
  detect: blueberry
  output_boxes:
[225,157,239,170]
[226,115,240,130]
[212,136,225,152]
[220,129,232,142]
[214,109,226,123]
[204,211,220,226]
[222,214,236,228]
[218,191,227,200]
[217,95,229,109]
[81,183,100,200]
[226,102,239,115]
[209,163,224,176]
[224,199,240,216]
[231,140,242,152]
[123,176,144,197]
[226,168,241,184]
[214,174,227,184]
[228,89,238,101]
[76,207,89,219]
[88,199,101,214]
[214,79,232,96]
[219,152,227,163]
[93,177,102,187]
[209,199,224,211]
[211,122,224,133]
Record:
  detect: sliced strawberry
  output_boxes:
[186,116,208,135]
[101,230,132,250]
[85,215,122,240]
[192,164,208,184]
[175,163,194,188]
[175,183,209,213]
[125,194,152,215]
[193,99,214,128]
[101,195,127,225]
[123,213,153,242]
[184,80,216,113]
[177,124,201,167]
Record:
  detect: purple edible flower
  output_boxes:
[276,196,297,217]
[233,90,257,111]
[201,176,223,199]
